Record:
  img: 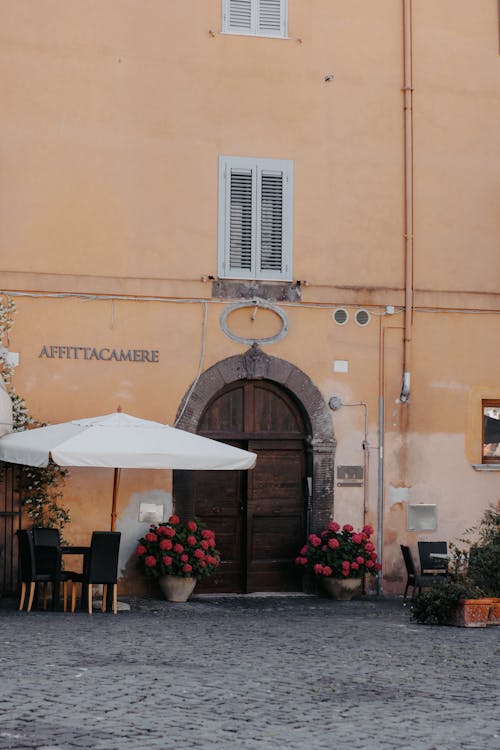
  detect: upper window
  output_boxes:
[218,156,293,282]
[222,0,287,38]
[482,400,500,463]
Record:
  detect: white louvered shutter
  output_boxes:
[229,169,254,275]
[223,0,287,37]
[224,0,253,34]
[219,157,293,281]
[256,162,292,280]
[258,0,285,37]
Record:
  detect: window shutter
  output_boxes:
[258,0,284,36]
[229,169,254,274]
[224,0,253,33]
[259,171,284,274]
[219,156,292,281]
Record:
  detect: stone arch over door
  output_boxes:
[175,345,336,532]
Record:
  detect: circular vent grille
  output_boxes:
[354,309,371,326]
[333,308,349,326]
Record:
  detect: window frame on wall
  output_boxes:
[482,399,500,463]
[222,0,288,38]
[218,155,293,282]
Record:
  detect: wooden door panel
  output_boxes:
[193,467,244,593]
[247,442,306,592]
[180,381,308,593]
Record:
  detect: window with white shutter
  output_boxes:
[222,0,287,38]
[218,156,293,281]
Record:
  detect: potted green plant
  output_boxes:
[411,503,500,627]
[295,521,381,599]
[136,515,221,601]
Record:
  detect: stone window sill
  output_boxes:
[472,464,500,471]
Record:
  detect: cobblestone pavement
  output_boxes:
[0,594,499,750]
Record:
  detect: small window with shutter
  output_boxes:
[218,156,293,281]
[222,0,287,38]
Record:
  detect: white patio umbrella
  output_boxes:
[0,411,257,530]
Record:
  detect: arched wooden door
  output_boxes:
[186,380,309,593]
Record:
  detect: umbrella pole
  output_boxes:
[111,468,121,531]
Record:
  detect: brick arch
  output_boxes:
[175,345,336,530]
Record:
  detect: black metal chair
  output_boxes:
[16,529,59,612]
[400,544,444,604]
[70,532,121,615]
[417,540,449,576]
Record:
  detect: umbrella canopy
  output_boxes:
[0,411,257,529]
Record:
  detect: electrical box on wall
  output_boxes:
[406,504,438,531]
[138,502,165,524]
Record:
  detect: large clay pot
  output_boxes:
[322,577,362,601]
[158,575,197,602]
[450,598,491,627]
[487,598,500,626]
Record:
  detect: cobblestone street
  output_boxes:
[0,594,499,750]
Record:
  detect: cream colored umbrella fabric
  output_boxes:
[0,411,257,528]
[0,376,13,438]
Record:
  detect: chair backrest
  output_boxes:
[87,532,121,584]
[400,544,417,577]
[33,527,60,547]
[33,527,61,574]
[16,529,35,581]
[418,541,448,573]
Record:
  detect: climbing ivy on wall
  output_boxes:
[0,296,70,530]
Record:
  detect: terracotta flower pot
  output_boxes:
[451,598,491,628]
[322,577,362,601]
[487,598,500,626]
[158,575,197,602]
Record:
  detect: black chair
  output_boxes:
[400,544,444,604]
[70,532,121,615]
[417,541,449,576]
[16,529,59,612]
[32,527,75,611]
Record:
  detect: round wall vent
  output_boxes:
[354,309,371,326]
[333,308,349,326]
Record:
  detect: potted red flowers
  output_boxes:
[295,521,381,599]
[136,515,221,601]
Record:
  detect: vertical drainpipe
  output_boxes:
[377,319,385,595]
[377,2,414,594]
[401,0,414,403]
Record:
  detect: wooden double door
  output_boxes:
[187,380,309,593]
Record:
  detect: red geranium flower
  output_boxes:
[168,515,180,525]
[136,519,221,581]
[295,519,381,582]
[363,524,374,535]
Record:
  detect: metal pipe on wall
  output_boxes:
[401,0,414,403]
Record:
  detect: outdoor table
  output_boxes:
[60,546,90,610]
